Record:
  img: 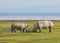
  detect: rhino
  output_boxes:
[11,22,31,33]
[32,21,53,32]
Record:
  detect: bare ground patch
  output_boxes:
[0,28,11,33]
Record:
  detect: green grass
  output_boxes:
[0,21,60,43]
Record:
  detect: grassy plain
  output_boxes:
[0,21,60,43]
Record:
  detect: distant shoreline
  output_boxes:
[0,18,60,22]
[0,18,60,20]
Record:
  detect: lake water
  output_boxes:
[0,13,60,18]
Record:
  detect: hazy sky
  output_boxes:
[0,0,60,13]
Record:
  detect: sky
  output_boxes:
[0,0,60,13]
[0,0,60,19]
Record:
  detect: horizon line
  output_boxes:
[0,18,60,20]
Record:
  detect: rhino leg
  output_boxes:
[11,28,16,33]
[49,26,52,32]
[18,26,22,32]
[19,29,22,32]
[14,29,16,33]
[11,25,16,33]
[22,28,25,32]
[11,25,14,33]
[38,27,42,32]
